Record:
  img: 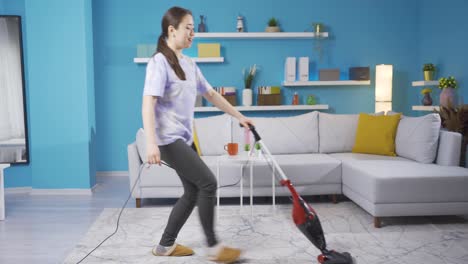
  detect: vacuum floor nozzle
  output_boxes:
[318,250,353,264]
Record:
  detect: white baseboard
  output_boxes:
[5,176,118,195]
[96,171,128,177]
[5,187,32,194]
[29,183,98,195]
[30,188,93,195]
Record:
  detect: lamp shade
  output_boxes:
[375,64,393,112]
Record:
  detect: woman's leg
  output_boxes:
[158,139,218,247]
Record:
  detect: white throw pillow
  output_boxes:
[232,111,319,154]
[395,113,441,163]
[194,114,232,156]
[319,113,359,153]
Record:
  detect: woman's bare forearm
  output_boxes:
[203,90,243,119]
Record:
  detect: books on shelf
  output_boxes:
[214,86,237,106]
[257,86,281,95]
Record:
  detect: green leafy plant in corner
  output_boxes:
[268,17,278,27]
[423,63,435,72]
[438,76,458,89]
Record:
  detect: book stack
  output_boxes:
[257,86,281,106]
[214,86,237,106]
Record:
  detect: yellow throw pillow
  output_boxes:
[192,125,202,156]
[352,113,401,156]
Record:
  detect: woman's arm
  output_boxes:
[203,89,253,128]
[142,95,161,165]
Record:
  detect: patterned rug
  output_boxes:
[64,202,468,264]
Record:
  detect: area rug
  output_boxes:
[64,202,468,264]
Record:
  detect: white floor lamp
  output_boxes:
[375,64,393,113]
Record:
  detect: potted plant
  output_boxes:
[265,17,280,32]
[312,22,324,35]
[242,64,258,106]
[438,76,458,107]
[420,88,433,106]
[423,63,436,81]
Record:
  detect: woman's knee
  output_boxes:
[200,177,217,195]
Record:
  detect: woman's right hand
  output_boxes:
[146,143,161,165]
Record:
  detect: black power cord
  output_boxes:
[75,158,249,263]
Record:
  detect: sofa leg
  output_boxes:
[136,198,142,208]
[374,217,382,228]
[330,194,338,204]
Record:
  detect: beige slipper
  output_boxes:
[208,245,242,263]
[152,243,194,256]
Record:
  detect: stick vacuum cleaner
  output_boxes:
[247,124,353,264]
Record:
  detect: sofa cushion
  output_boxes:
[318,112,385,153]
[139,163,183,187]
[352,113,401,156]
[136,128,147,162]
[395,113,441,163]
[330,152,412,162]
[194,114,231,155]
[232,111,319,154]
[139,155,245,187]
[340,159,468,204]
[319,113,359,153]
[243,153,342,187]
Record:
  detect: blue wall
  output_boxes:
[4,0,96,189]
[411,0,468,107]
[93,0,420,171]
[3,0,468,187]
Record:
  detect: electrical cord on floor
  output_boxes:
[75,161,148,264]
[75,158,249,263]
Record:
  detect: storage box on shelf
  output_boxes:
[257,94,281,106]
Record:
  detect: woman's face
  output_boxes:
[172,14,195,49]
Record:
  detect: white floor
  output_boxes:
[0,176,140,264]
[64,205,468,264]
[1,176,468,264]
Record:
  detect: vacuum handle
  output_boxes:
[240,123,261,141]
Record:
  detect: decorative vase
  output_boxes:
[421,93,433,106]
[242,89,252,106]
[424,70,434,81]
[440,87,456,108]
[198,15,206,32]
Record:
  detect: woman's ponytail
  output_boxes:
[154,32,186,80]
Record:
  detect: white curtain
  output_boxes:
[0,17,25,141]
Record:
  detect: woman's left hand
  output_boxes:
[238,116,254,129]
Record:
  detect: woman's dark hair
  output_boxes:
[155,6,192,80]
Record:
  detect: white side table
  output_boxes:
[0,164,10,221]
[216,153,275,217]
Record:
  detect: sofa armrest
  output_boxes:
[436,130,462,166]
[128,142,142,198]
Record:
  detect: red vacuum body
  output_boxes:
[248,125,353,264]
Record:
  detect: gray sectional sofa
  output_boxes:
[127,111,468,227]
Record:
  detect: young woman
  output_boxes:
[142,6,254,263]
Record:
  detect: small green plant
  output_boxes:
[438,76,458,89]
[242,64,258,89]
[268,17,278,27]
[312,22,324,33]
[423,63,435,72]
[421,88,432,95]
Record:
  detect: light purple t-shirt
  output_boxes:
[143,53,213,146]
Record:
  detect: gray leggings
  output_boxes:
[158,139,218,247]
